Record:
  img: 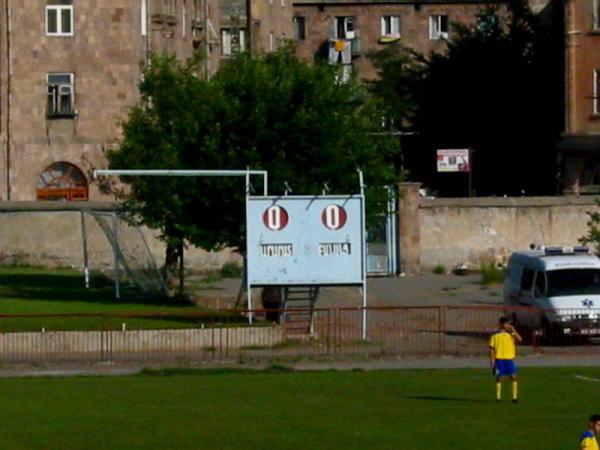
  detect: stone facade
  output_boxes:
[557,0,600,194]
[293,0,506,80]
[0,0,293,202]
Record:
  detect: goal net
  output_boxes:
[82,211,167,296]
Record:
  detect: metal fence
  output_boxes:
[0,305,599,363]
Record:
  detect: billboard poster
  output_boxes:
[246,196,365,285]
[437,149,470,172]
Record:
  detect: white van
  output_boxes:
[504,246,600,338]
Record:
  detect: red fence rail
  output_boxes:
[0,305,598,363]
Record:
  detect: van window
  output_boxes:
[521,267,535,291]
[534,271,546,298]
[547,269,600,297]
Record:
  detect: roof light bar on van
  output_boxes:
[543,246,589,255]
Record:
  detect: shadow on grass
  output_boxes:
[404,395,490,403]
[0,270,189,308]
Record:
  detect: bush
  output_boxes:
[480,263,506,285]
[432,264,446,275]
[220,262,242,278]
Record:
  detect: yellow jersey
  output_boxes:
[580,431,599,450]
[489,330,516,360]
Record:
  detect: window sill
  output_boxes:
[151,13,177,25]
[588,29,600,36]
[590,114,600,120]
[45,33,74,37]
[47,113,76,120]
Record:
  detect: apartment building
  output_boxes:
[0,0,290,201]
[292,0,507,80]
[557,0,600,194]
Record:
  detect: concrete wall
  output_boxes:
[0,202,241,272]
[0,326,284,359]
[417,196,600,270]
[397,184,600,271]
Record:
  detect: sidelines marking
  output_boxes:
[573,375,600,383]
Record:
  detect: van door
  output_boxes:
[518,267,535,306]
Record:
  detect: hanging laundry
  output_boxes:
[334,40,345,52]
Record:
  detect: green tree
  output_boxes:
[106,48,398,293]
[371,0,563,196]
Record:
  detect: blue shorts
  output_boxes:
[495,359,517,376]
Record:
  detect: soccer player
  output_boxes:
[489,316,522,402]
[579,415,600,450]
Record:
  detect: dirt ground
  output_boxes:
[190,273,503,309]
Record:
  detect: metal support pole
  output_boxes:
[358,169,367,340]
[112,213,120,299]
[80,211,90,289]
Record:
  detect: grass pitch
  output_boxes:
[0,366,597,449]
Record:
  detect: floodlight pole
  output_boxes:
[359,169,368,341]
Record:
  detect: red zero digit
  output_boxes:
[263,206,289,231]
[322,205,347,230]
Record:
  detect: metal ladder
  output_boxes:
[282,286,320,335]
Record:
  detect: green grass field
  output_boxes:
[1,366,598,449]
[0,267,248,331]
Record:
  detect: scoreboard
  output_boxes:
[246,196,365,285]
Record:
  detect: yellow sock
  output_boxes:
[512,381,518,400]
[496,382,501,400]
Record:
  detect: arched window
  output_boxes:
[36,162,88,201]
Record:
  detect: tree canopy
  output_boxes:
[106,47,398,283]
[370,0,563,196]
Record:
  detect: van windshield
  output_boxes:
[547,269,600,297]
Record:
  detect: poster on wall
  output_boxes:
[437,149,471,173]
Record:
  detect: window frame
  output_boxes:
[220,28,246,56]
[334,16,355,39]
[47,72,76,119]
[46,4,74,37]
[429,14,449,40]
[381,15,400,37]
[293,16,305,41]
[595,69,600,115]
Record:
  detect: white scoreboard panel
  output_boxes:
[246,196,365,285]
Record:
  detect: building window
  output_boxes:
[476,14,496,30]
[595,69,600,114]
[46,0,73,36]
[381,16,400,38]
[192,0,202,20]
[47,73,75,118]
[293,16,305,40]
[595,0,600,30]
[221,29,246,55]
[163,0,177,15]
[429,15,449,40]
[269,31,275,51]
[37,162,89,201]
[182,0,187,38]
[334,16,355,39]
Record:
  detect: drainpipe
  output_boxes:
[4,0,11,200]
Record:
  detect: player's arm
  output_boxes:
[489,344,495,373]
[507,324,522,343]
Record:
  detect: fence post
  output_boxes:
[326,309,331,356]
[438,306,446,355]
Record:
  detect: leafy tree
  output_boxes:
[580,201,600,254]
[370,0,563,196]
[106,48,398,293]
